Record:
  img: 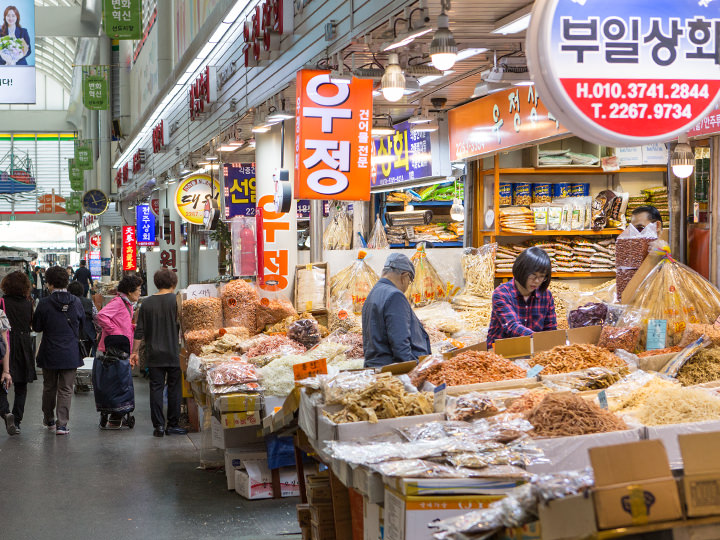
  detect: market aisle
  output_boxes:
[0,376,301,540]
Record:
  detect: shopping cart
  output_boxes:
[74,356,94,393]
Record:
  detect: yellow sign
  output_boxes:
[174,174,222,225]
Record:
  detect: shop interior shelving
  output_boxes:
[472,150,668,280]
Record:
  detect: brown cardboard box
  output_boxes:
[532,330,567,353]
[678,431,720,517]
[494,335,532,358]
[538,494,597,540]
[589,440,682,529]
[567,325,603,345]
[297,504,313,528]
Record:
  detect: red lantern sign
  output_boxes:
[122,226,137,271]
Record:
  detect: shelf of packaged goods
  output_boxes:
[385,201,454,207]
[390,241,464,248]
[497,229,623,236]
[487,166,667,175]
[496,271,616,279]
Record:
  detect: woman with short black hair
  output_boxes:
[487,247,557,346]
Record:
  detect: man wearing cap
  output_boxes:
[361,253,431,368]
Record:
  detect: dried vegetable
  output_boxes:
[528,344,626,374]
[677,347,720,386]
[424,351,526,387]
[415,302,464,334]
[638,346,683,357]
[506,390,551,414]
[405,244,447,307]
[201,332,247,355]
[610,377,678,413]
[633,386,720,425]
[221,280,259,331]
[459,303,493,331]
[458,245,496,299]
[680,324,720,347]
[182,297,223,331]
[323,203,353,250]
[324,373,433,424]
[526,394,628,437]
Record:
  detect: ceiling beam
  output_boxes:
[0,111,76,132]
[35,6,100,38]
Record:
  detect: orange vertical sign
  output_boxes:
[295,69,373,201]
[448,85,568,161]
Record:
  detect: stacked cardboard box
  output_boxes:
[306,472,335,540]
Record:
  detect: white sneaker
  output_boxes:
[56,425,69,435]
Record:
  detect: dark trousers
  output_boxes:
[149,367,182,429]
[0,382,28,424]
[42,368,76,427]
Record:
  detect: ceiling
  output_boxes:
[34,0,84,92]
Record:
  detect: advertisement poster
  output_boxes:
[103,0,142,40]
[223,163,256,218]
[89,251,101,281]
[372,121,432,187]
[0,0,35,104]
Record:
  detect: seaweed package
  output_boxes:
[368,216,389,249]
[330,250,380,314]
[625,251,720,347]
[406,243,447,307]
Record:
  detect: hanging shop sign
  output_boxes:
[448,85,568,161]
[82,65,109,110]
[89,251,102,281]
[224,163,257,218]
[122,226,137,271]
[65,192,82,214]
[75,140,93,170]
[136,204,156,245]
[296,199,310,219]
[689,106,720,138]
[243,0,294,67]
[372,121,432,187]
[174,173,222,225]
[189,66,217,121]
[103,0,142,40]
[151,196,159,216]
[295,70,373,201]
[152,120,168,153]
[257,194,290,291]
[69,159,83,191]
[527,0,720,147]
[132,149,146,174]
[0,0,36,105]
[89,234,101,249]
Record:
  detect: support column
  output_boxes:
[100,225,112,282]
[98,36,113,281]
[255,120,297,300]
[310,200,323,262]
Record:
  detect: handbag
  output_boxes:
[62,303,90,359]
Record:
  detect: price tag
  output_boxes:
[185,284,217,299]
[260,297,270,307]
[646,319,668,350]
[527,365,544,378]
[433,383,447,413]
[598,390,608,410]
[293,358,328,381]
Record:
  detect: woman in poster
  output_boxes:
[0,6,31,66]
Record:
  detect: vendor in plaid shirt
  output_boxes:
[487,247,557,346]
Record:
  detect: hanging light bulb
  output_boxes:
[381,53,405,102]
[450,181,464,221]
[671,133,695,179]
[430,2,457,72]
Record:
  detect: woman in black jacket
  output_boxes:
[0,271,34,435]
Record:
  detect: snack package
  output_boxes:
[458,244,496,299]
[368,216,389,249]
[591,189,618,231]
[406,243,447,307]
[597,306,645,352]
[287,318,321,349]
[323,202,353,250]
[625,250,720,347]
[330,250,379,314]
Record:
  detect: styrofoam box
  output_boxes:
[645,420,720,470]
[317,412,444,443]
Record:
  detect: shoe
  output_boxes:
[153,428,164,438]
[14,424,20,434]
[4,413,16,435]
[43,418,56,431]
[56,425,69,435]
[165,426,188,435]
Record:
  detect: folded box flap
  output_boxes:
[679,431,720,475]
[590,440,672,487]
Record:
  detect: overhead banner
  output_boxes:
[136,204,155,245]
[174,173,222,225]
[122,226,137,271]
[223,163,256,218]
[65,192,82,214]
[295,70,373,201]
[0,0,36,104]
[75,140,93,170]
[103,0,142,40]
[372,121,433,187]
[448,86,568,161]
[527,0,720,146]
[68,159,83,191]
[82,66,109,110]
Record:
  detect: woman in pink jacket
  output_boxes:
[96,275,143,427]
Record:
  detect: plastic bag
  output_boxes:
[660,336,711,378]
[330,250,379,314]
[324,329,364,358]
[206,360,259,386]
[295,264,327,312]
[597,306,645,352]
[414,302,465,334]
[567,302,608,328]
[406,243,447,307]
[615,223,658,298]
[287,319,321,349]
[255,290,297,333]
[625,250,720,347]
[221,279,259,331]
[186,353,203,382]
[323,202,353,250]
[368,216,389,249]
[458,244,496,300]
[447,393,502,421]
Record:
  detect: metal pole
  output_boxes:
[310,200,323,262]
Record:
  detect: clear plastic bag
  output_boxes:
[323,202,353,250]
[414,302,465,334]
[321,369,377,405]
[330,250,380,314]
[324,329,364,359]
[567,302,608,329]
[597,306,645,352]
[446,392,502,421]
[368,216,389,249]
[256,289,297,333]
[186,353,203,382]
[220,279,259,331]
[406,243,447,307]
[458,244,497,299]
[206,360,259,386]
[295,264,327,311]
[287,319,321,349]
[615,222,658,298]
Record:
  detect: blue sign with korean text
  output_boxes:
[224,163,256,218]
[89,253,101,281]
[372,121,432,187]
[297,200,311,219]
[136,204,156,245]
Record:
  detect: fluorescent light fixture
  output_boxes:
[197,160,211,166]
[381,53,405,102]
[430,11,457,71]
[417,70,454,87]
[456,48,488,62]
[180,245,189,252]
[383,27,433,51]
[266,110,295,122]
[252,124,271,133]
[482,57,532,86]
[218,145,238,152]
[371,117,395,138]
[492,5,533,35]
[671,134,694,179]
[247,138,256,148]
[204,153,219,161]
[413,120,438,133]
[472,80,510,98]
